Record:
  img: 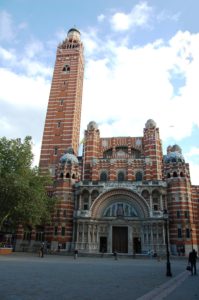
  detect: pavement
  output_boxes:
[0,252,198,300]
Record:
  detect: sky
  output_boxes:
[0,0,199,185]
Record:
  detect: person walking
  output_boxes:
[40,243,45,258]
[74,249,78,259]
[188,249,197,275]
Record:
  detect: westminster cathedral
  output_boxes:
[16,28,199,256]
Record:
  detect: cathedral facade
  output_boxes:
[17,28,199,256]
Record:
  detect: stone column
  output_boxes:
[149,193,153,217]
[107,224,112,253]
[160,194,163,211]
[128,225,133,254]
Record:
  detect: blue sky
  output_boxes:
[0,0,199,184]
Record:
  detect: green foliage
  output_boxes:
[0,136,56,230]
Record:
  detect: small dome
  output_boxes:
[172,144,182,153]
[67,28,81,42]
[87,121,98,130]
[164,151,185,164]
[60,153,79,165]
[145,119,156,129]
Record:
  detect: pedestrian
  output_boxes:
[40,243,45,258]
[74,249,78,259]
[188,249,197,275]
[113,250,118,260]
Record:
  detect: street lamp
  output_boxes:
[163,209,172,277]
[190,229,193,250]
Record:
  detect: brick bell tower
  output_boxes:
[39,28,84,174]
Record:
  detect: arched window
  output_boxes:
[152,190,160,211]
[135,171,142,181]
[62,64,70,73]
[167,173,171,178]
[180,172,184,177]
[118,171,125,181]
[91,190,99,202]
[82,190,89,210]
[100,172,107,181]
[60,172,64,179]
[66,172,70,178]
[141,190,150,203]
[173,171,178,177]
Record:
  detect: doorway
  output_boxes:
[133,237,141,253]
[112,226,128,253]
[100,237,107,253]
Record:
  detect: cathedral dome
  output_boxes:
[60,147,78,164]
[164,148,185,164]
[145,119,156,129]
[87,121,98,130]
[60,153,79,164]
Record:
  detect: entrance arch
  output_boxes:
[90,188,150,254]
[91,188,150,219]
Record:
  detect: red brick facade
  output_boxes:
[16,28,199,255]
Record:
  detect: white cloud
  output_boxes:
[81,30,199,142]
[0,68,50,109]
[0,46,16,61]
[110,1,153,31]
[24,40,44,58]
[189,163,199,185]
[185,147,199,157]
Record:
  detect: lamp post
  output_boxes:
[190,229,193,250]
[163,209,172,277]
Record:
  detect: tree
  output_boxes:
[0,136,55,231]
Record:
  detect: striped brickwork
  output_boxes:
[39,30,84,174]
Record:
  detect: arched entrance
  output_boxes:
[90,188,150,254]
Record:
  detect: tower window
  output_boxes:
[54,147,58,155]
[62,64,70,73]
[100,172,107,181]
[60,99,64,105]
[177,211,180,218]
[186,228,190,238]
[135,171,143,181]
[177,228,182,238]
[184,211,189,218]
[54,226,58,236]
[118,171,125,181]
[61,227,65,236]
[57,121,61,128]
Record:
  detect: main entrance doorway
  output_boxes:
[112,226,128,253]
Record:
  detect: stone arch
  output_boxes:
[91,189,99,202]
[141,189,150,205]
[91,188,150,219]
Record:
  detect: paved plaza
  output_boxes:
[0,253,198,300]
